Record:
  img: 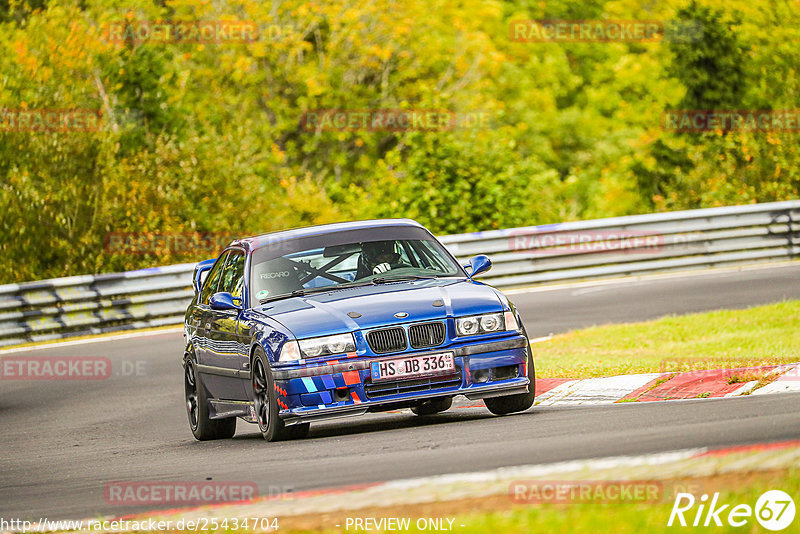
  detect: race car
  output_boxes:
[183,219,534,441]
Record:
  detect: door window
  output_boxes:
[219,250,246,303]
[200,251,229,304]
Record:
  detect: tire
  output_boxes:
[184,353,236,441]
[252,347,310,441]
[411,397,453,416]
[484,336,535,416]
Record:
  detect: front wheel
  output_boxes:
[252,347,310,441]
[184,354,236,440]
[484,348,535,416]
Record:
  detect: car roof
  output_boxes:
[231,219,426,251]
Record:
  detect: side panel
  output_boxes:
[203,309,250,401]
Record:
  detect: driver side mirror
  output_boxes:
[192,258,217,294]
[209,292,242,311]
[466,255,492,278]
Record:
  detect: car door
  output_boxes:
[204,249,249,401]
[192,251,229,365]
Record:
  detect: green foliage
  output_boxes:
[669,1,748,111]
[376,133,564,234]
[636,1,751,208]
[0,0,798,283]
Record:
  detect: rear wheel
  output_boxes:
[484,333,535,415]
[411,397,453,416]
[184,354,236,440]
[252,347,310,441]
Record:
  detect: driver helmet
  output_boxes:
[361,241,397,266]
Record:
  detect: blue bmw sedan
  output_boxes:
[183,219,534,441]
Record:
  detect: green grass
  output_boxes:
[430,470,800,534]
[281,468,800,533]
[531,300,800,378]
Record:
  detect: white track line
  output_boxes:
[0,327,183,355]
[380,448,707,489]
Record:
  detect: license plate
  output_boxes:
[370,352,456,382]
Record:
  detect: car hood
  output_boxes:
[254,279,505,339]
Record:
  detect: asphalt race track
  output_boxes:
[2,263,799,520]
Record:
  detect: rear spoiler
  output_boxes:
[192,259,217,294]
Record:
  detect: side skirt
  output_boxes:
[209,399,255,421]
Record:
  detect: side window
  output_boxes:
[200,252,229,304]
[219,251,246,301]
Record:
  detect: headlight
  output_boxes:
[458,316,480,335]
[480,314,501,332]
[298,333,356,358]
[456,312,506,336]
[278,340,301,362]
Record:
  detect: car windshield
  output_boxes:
[249,227,462,303]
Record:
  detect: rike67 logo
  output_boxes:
[668,490,796,531]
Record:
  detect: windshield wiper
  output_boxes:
[258,280,378,304]
[372,274,438,283]
[258,276,439,304]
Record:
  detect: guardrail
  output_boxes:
[1,200,798,347]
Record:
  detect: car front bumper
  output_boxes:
[272,334,531,426]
